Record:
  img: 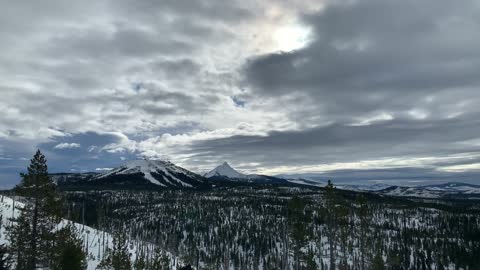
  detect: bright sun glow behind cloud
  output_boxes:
[273,23,312,52]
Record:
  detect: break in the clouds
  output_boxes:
[54,143,81,150]
[1,0,480,185]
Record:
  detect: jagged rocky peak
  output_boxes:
[204,161,246,178]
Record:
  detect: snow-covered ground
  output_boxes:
[0,195,186,270]
[285,178,480,199]
[376,182,480,199]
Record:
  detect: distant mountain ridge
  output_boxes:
[376,182,480,199]
[51,160,480,199]
[57,159,207,189]
[51,172,99,184]
[204,162,290,184]
[283,176,480,199]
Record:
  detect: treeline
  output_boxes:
[2,150,480,269]
[64,181,480,269]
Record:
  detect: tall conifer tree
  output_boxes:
[52,224,87,270]
[0,244,12,270]
[97,230,132,270]
[7,150,61,270]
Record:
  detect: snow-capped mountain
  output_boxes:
[422,182,480,193]
[50,172,98,184]
[67,159,208,189]
[284,178,480,199]
[377,182,480,199]
[204,162,290,184]
[204,162,247,178]
[284,177,395,191]
[93,159,206,188]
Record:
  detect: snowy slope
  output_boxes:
[50,172,98,184]
[89,159,206,188]
[422,182,480,193]
[377,182,480,199]
[204,162,246,178]
[0,195,188,270]
[285,178,480,199]
[204,162,290,184]
[336,183,396,192]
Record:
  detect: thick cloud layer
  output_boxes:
[246,0,480,123]
[240,0,480,176]
[1,0,480,186]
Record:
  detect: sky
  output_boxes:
[2,0,480,187]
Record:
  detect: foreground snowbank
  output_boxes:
[0,195,186,270]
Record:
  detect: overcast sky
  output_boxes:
[2,0,480,186]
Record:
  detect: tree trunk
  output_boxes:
[329,226,335,270]
[360,231,365,270]
[28,197,39,270]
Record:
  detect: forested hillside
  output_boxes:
[63,185,480,270]
[0,150,190,270]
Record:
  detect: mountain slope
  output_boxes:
[50,172,99,184]
[205,162,290,184]
[204,162,246,178]
[58,160,208,189]
[377,182,480,199]
[94,159,207,188]
[284,178,480,199]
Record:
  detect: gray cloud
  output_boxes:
[2,0,480,185]
[43,26,196,61]
[244,0,480,124]
[215,0,480,178]
[181,116,480,168]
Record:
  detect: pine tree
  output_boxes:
[7,150,62,270]
[0,244,12,270]
[324,180,337,270]
[304,249,317,270]
[97,230,132,270]
[288,196,309,270]
[150,247,170,270]
[358,195,370,270]
[5,211,30,269]
[401,211,410,270]
[337,203,349,270]
[133,250,146,270]
[52,224,87,270]
[372,252,385,270]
